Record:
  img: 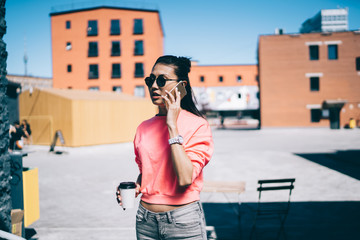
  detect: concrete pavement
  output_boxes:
[21,127,360,239]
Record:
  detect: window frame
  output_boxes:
[134,63,144,78]
[67,64,72,73]
[66,20,71,29]
[134,40,144,56]
[356,57,360,71]
[111,63,121,79]
[309,45,319,61]
[219,76,224,82]
[111,41,121,56]
[112,86,122,92]
[87,20,98,36]
[328,44,338,60]
[134,85,145,97]
[133,19,144,35]
[310,109,321,122]
[88,86,100,91]
[110,19,121,35]
[310,76,320,91]
[66,42,72,51]
[88,42,98,57]
[200,76,205,82]
[88,64,99,79]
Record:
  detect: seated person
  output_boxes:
[21,119,32,144]
[9,121,27,151]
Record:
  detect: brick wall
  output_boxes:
[259,31,360,127]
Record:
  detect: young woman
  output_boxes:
[117,55,214,239]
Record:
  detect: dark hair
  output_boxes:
[154,55,204,118]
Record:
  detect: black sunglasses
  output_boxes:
[145,75,180,88]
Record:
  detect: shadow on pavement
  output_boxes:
[203,201,360,240]
[296,149,360,180]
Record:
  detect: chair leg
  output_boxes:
[249,213,258,240]
[238,193,243,240]
[276,213,289,240]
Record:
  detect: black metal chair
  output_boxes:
[250,178,295,240]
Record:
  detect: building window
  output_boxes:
[134,40,144,56]
[309,45,319,60]
[135,63,144,78]
[113,86,122,92]
[112,63,121,78]
[328,44,338,60]
[200,76,204,82]
[88,42,98,57]
[237,76,242,82]
[87,20,98,36]
[89,64,99,79]
[134,86,145,97]
[66,20,71,29]
[310,77,319,91]
[219,76,223,82]
[310,109,321,122]
[110,19,120,35]
[356,57,360,71]
[111,41,121,56]
[89,86,99,91]
[67,64,72,72]
[66,42,72,51]
[133,19,143,34]
[322,109,329,119]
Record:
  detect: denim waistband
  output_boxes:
[138,201,202,223]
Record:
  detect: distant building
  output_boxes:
[258,30,360,128]
[300,8,349,33]
[189,63,259,117]
[6,75,52,123]
[50,6,164,97]
[7,74,52,92]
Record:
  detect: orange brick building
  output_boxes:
[258,31,360,128]
[50,6,163,97]
[189,63,258,87]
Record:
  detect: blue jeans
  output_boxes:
[136,201,207,240]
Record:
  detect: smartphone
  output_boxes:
[169,81,187,99]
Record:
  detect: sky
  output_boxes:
[4,0,360,78]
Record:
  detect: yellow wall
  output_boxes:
[19,89,73,145]
[19,89,157,146]
[71,99,156,146]
[22,168,40,227]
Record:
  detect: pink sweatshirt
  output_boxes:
[134,110,214,205]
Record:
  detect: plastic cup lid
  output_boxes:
[119,182,136,189]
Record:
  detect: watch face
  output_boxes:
[178,135,184,144]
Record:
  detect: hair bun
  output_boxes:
[178,57,191,73]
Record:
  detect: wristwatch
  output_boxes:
[168,135,184,145]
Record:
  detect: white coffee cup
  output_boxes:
[118,182,136,210]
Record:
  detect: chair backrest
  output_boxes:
[257,178,295,201]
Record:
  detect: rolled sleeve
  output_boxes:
[184,122,214,182]
[134,132,142,173]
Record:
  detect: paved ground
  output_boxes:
[20,127,360,239]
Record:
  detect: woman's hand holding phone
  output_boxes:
[162,87,182,129]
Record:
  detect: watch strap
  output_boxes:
[168,135,183,145]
